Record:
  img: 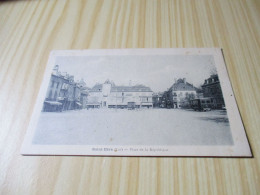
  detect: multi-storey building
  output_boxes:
[164,78,197,108]
[43,65,88,112]
[152,92,164,108]
[87,80,153,109]
[201,74,225,109]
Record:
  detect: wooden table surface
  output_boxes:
[0,0,259,194]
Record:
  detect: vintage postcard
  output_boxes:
[21,48,252,157]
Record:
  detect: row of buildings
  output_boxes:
[42,65,225,112]
[86,80,153,109]
[153,75,225,109]
[42,65,88,112]
[43,65,153,112]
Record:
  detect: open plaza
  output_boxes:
[33,108,233,146]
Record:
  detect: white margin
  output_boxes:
[21,48,252,157]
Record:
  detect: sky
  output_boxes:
[55,55,217,92]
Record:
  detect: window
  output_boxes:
[61,83,65,89]
[48,90,52,99]
[54,82,57,87]
[54,91,57,99]
[51,81,55,88]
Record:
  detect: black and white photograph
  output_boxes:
[21,48,252,156]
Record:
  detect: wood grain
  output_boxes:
[0,0,259,194]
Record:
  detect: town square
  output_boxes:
[33,108,232,145]
[32,53,233,146]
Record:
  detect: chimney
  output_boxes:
[183,78,186,84]
[53,65,59,74]
[53,64,59,71]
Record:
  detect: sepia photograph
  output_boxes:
[21,48,252,156]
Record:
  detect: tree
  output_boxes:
[185,93,195,101]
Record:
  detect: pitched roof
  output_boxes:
[89,84,103,92]
[170,79,197,91]
[104,79,115,86]
[111,85,152,92]
[202,74,220,86]
[89,83,153,93]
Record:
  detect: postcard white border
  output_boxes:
[21,48,252,157]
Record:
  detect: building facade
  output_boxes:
[152,92,164,108]
[164,78,197,108]
[201,74,225,109]
[43,65,88,112]
[87,80,153,109]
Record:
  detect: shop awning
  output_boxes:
[44,101,62,106]
[141,102,153,105]
[57,97,65,101]
[86,101,100,106]
[76,102,82,106]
